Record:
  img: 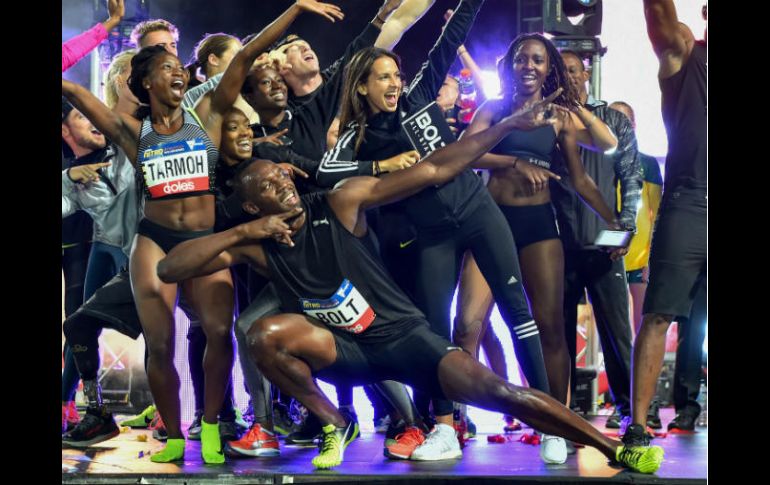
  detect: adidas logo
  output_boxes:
[507,276,518,285]
[513,320,539,339]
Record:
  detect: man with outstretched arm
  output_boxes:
[158,91,663,473]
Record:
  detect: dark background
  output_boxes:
[63,0,518,90]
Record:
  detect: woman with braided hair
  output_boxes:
[453,32,619,464]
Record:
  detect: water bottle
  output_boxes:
[458,68,477,124]
[696,381,707,427]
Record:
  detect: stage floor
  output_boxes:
[62,407,706,484]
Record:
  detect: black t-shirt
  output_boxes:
[660,41,707,192]
[264,192,425,343]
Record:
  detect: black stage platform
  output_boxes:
[62,408,706,484]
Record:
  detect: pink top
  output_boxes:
[62,23,108,72]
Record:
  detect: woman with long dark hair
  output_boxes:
[453,32,619,461]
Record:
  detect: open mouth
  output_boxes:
[270,90,285,101]
[303,54,314,62]
[279,189,297,205]
[170,79,185,97]
[237,139,252,152]
[90,128,103,136]
[384,92,398,107]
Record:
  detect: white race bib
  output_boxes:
[299,279,375,334]
[140,138,210,198]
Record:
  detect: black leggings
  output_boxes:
[412,195,550,417]
[62,242,91,402]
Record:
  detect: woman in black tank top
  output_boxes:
[455,33,619,409]
[60,2,344,462]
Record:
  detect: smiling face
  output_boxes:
[239,160,300,216]
[144,52,189,106]
[512,39,550,97]
[283,40,320,79]
[220,109,253,165]
[62,108,107,152]
[243,66,288,112]
[359,55,402,115]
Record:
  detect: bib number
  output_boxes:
[299,279,375,334]
[140,138,210,198]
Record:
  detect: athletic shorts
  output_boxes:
[137,218,213,254]
[498,203,560,250]
[643,187,706,318]
[68,269,143,340]
[315,321,462,399]
[627,268,645,284]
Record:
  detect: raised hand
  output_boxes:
[240,206,304,246]
[504,87,566,131]
[296,0,345,23]
[103,0,125,31]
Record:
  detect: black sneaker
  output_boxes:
[62,407,120,448]
[188,410,203,440]
[667,409,698,432]
[605,408,630,429]
[285,412,322,445]
[647,400,662,429]
[272,402,295,436]
[385,418,407,442]
[219,419,242,441]
[622,423,651,447]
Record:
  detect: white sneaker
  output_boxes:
[540,434,568,464]
[410,423,462,461]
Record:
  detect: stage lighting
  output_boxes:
[544,0,603,37]
[479,70,501,99]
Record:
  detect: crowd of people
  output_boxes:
[61,0,706,474]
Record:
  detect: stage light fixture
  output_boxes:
[543,0,603,37]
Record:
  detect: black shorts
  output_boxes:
[137,218,213,254]
[69,269,143,340]
[627,268,645,284]
[315,321,462,399]
[643,187,707,318]
[498,202,560,250]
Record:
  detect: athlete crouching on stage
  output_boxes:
[157,90,663,473]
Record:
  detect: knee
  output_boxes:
[202,321,234,344]
[144,334,174,362]
[642,313,673,333]
[246,317,284,362]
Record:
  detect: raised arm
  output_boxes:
[643,0,691,77]
[157,207,303,283]
[62,79,140,161]
[62,0,124,72]
[374,0,435,49]
[610,113,642,230]
[199,0,345,131]
[406,0,484,106]
[329,91,562,229]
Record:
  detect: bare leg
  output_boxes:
[130,236,182,439]
[628,266,649,336]
[631,313,673,426]
[454,251,494,359]
[437,350,620,459]
[183,269,235,425]
[248,314,345,428]
[518,239,571,405]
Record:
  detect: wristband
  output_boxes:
[374,160,382,176]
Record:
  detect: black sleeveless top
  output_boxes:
[660,40,707,192]
[490,100,557,169]
[264,192,426,343]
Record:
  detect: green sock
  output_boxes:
[150,438,185,463]
[201,420,224,464]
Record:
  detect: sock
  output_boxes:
[150,438,185,463]
[201,420,224,464]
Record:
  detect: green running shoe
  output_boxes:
[615,444,664,473]
[120,404,156,428]
[311,421,359,469]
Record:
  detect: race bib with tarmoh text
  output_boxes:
[299,279,375,334]
[140,138,210,198]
